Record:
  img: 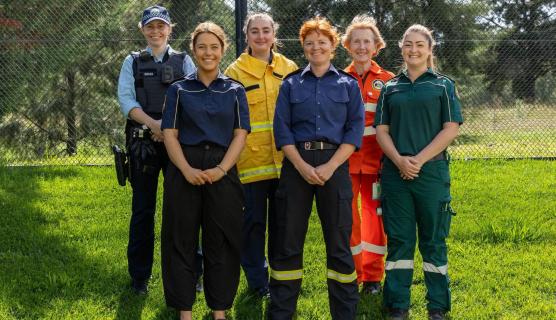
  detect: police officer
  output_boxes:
[342,15,394,294]
[224,12,297,298]
[270,17,364,320]
[116,5,197,294]
[161,22,250,320]
[375,24,463,320]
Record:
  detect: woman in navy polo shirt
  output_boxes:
[269,17,364,320]
[161,22,250,320]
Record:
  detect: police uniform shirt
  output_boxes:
[161,71,251,147]
[117,45,196,118]
[374,68,463,156]
[273,64,365,150]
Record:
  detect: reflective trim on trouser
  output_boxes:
[423,262,448,275]
[350,173,387,283]
[270,268,303,281]
[385,260,414,270]
[381,159,452,312]
[327,269,357,283]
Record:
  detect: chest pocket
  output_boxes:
[246,87,265,106]
[289,86,312,122]
[324,85,349,104]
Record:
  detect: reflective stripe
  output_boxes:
[250,121,273,133]
[363,126,376,136]
[362,241,387,255]
[327,269,357,283]
[239,165,281,180]
[423,262,448,275]
[270,268,303,281]
[385,260,414,270]
[351,243,362,255]
[365,102,377,112]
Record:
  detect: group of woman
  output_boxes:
[118,5,462,320]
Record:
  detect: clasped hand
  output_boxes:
[397,156,423,180]
[182,167,225,185]
[298,162,336,186]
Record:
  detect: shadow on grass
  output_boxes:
[0,167,140,318]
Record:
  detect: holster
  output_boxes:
[112,144,129,186]
[125,120,158,175]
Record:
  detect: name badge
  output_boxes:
[372,182,381,200]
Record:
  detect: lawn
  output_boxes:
[0,160,555,319]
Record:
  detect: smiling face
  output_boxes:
[303,31,333,67]
[141,20,171,50]
[347,28,377,64]
[246,17,275,56]
[193,32,223,73]
[401,31,432,69]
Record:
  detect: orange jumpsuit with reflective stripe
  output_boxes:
[345,60,394,283]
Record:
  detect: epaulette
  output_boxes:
[338,69,357,81]
[435,72,456,83]
[227,76,245,88]
[283,68,303,80]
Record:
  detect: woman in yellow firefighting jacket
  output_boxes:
[224,12,297,298]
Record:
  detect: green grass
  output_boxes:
[0,160,555,319]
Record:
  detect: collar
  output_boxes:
[145,45,172,63]
[185,69,227,82]
[400,67,437,81]
[345,60,381,76]
[301,63,339,78]
[235,52,276,79]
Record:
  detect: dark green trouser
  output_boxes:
[381,159,454,312]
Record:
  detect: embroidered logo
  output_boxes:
[372,79,384,90]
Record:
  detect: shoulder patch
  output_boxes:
[372,79,385,90]
[283,68,302,80]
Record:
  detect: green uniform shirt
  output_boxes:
[374,69,463,156]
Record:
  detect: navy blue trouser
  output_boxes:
[241,179,277,291]
[128,140,202,282]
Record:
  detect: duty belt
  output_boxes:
[297,141,338,150]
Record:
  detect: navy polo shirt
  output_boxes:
[161,71,250,148]
[273,64,364,150]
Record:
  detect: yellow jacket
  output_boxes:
[225,52,298,183]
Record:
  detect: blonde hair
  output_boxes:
[399,24,436,69]
[243,12,281,52]
[299,17,340,57]
[190,21,229,53]
[341,15,386,57]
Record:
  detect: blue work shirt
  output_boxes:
[161,71,251,148]
[117,45,196,118]
[273,64,365,150]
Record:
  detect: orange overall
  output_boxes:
[345,61,394,283]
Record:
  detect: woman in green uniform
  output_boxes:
[374,24,463,320]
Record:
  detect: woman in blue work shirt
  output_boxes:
[116,4,196,295]
[375,24,463,320]
[269,17,365,320]
[161,22,250,320]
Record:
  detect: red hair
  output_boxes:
[299,17,340,50]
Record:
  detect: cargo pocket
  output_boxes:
[439,196,456,239]
[337,188,353,228]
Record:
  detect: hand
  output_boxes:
[182,167,211,185]
[395,156,421,180]
[297,162,325,186]
[314,162,337,184]
[202,167,226,184]
[148,119,164,143]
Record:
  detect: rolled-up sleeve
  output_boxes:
[342,81,365,149]
[161,84,179,130]
[234,87,251,132]
[273,80,295,150]
[117,55,141,118]
[441,79,464,125]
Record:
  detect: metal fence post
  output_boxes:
[235,0,247,57]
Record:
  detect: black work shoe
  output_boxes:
[249,286,270,299]
[361,281,382,295]
[131,279,148,295]
[387,308,409,320]
[428,309,447,320]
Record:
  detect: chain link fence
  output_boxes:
[1,0,555,165]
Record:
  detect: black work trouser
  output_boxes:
[268,149,359,320]
[161,144,244,311]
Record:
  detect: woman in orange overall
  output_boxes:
[342,15,394,294]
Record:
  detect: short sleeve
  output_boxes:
[442,80,463,125]
[234,86,251,132]
[374,86,390,127]
[161,84,179,130]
